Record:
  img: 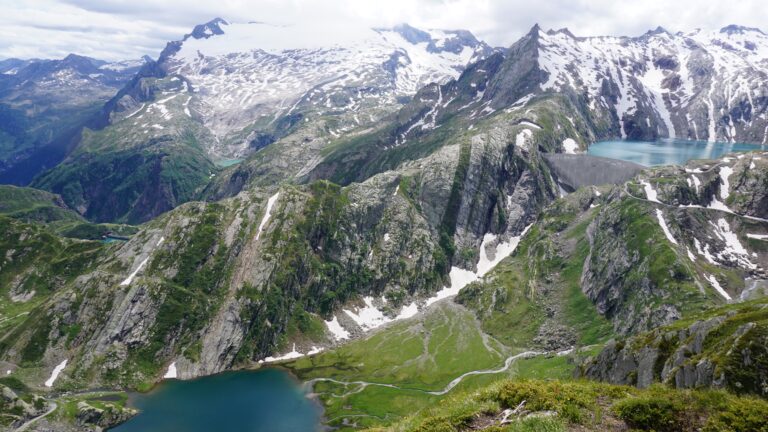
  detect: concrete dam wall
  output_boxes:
[543,154,644,192]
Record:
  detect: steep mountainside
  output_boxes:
[0,55,148,185]
[0,90,588,390]
[460,151,768,346]
[311,24,768,180]
[277,151,768,429]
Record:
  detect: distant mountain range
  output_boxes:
[0,54,149,185]
[24,19,496,223]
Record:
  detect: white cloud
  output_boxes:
[1,0,767,61]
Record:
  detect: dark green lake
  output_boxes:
[111,369,323,432]
[588,139,763,166]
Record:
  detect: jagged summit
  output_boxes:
[386,23,433,44]
[644,25,671,36]
[720,24,765,35]
[187,17,228,40]
[545,27,576,38]
[58,53,105,71]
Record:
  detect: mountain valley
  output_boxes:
[1,16,768,432]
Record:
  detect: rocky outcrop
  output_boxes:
[581,199,692,335]
[581,339,661,388]
[581,301,768,396]
[0,384,50,429]
[76,401,136,430]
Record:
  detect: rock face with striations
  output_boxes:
[581,301,768,396]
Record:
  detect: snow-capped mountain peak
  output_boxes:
[116,19,494,158]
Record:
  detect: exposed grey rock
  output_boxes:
[76,401,137,430]
[583,307,768,397]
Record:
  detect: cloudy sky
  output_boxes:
[2,0,767,61]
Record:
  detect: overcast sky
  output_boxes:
[2,0,767,61]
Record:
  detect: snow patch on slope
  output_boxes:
[119,236,165,286]
[325,316,350,340]
[425,267,478,307]
[562,138,579,154]
[344,297,392,331]
[476,225,533,276]
[719,166,734,199]
[163,362,177,379]
[640,180,660,203]
[655,209,678,245]
[255,192,280,240]
[44,359,68,387]
[710,218,756,269]
[705,274,732,300]
[515,129,532,151]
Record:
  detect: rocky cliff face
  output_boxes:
[581,299,768,396]
[575,154,768,395]
[580,157,768,334]
[458,150,768,357]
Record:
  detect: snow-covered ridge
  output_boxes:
[536,25,768,143]
[161,20,491,155]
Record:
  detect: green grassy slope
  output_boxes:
[374,378,768,432]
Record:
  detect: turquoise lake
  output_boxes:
[216,158,244,168]
[587,139,763,166]
[111,369,323,432]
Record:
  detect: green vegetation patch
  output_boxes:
[284,303,512,430]
[379,379,768,432]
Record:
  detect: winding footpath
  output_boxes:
[624,158,768,224]
[426,351,541,395]
[306,350,546,398]
[14,402,57,432]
